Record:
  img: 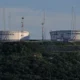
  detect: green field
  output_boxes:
[0,41,80,80]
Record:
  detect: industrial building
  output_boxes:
[0,31,30,41]
[0,10,30,42]
[50,30,80,42]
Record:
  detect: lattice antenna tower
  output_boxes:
[21,17,24,37]
[71,6,76,40]
[8,12,11,31]
[71,6,76,31]
[3,8,7,41]
[3,8,6,31]
[41,11,45,41]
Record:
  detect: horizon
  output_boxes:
[0,0,80,39]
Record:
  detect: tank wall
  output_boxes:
[50,30,80,41]
[0,31,30,41]
[74,34,80,41]
[20,32,30,40]
[50,31,71,41]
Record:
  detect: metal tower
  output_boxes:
[21,17,24,38]
[8,12,11,31]
[71,7,76,41]
[3,8,7,41]
[3,8,6,31]
[41,11,45,41]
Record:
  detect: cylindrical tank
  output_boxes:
[0,31,30,41]
[50,30,80,42]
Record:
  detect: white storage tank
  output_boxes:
[50,30,80,42]
[0,31,30,41]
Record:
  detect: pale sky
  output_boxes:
[0,0,80,39]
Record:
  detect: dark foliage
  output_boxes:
[0,42,80,80]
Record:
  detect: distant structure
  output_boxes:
[0,8,30,41]
[50,7,78,42]
[71,6,76,40]
[0,31,30,41]
[21,17,24,38]
[50,30,80,42]
[2,8,6,40]
[41,11,46,40]
[8,12,11,31]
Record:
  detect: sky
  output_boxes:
[0,0,80,39]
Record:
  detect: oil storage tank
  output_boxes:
[50,30,80,42]
[0,31,30,41]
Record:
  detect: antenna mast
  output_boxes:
[21,17,24,37]
[3,8,6,31]
[8,12,11,31]
[71,7,76,40]
[72,7,76,31]
[41,11,45,41]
